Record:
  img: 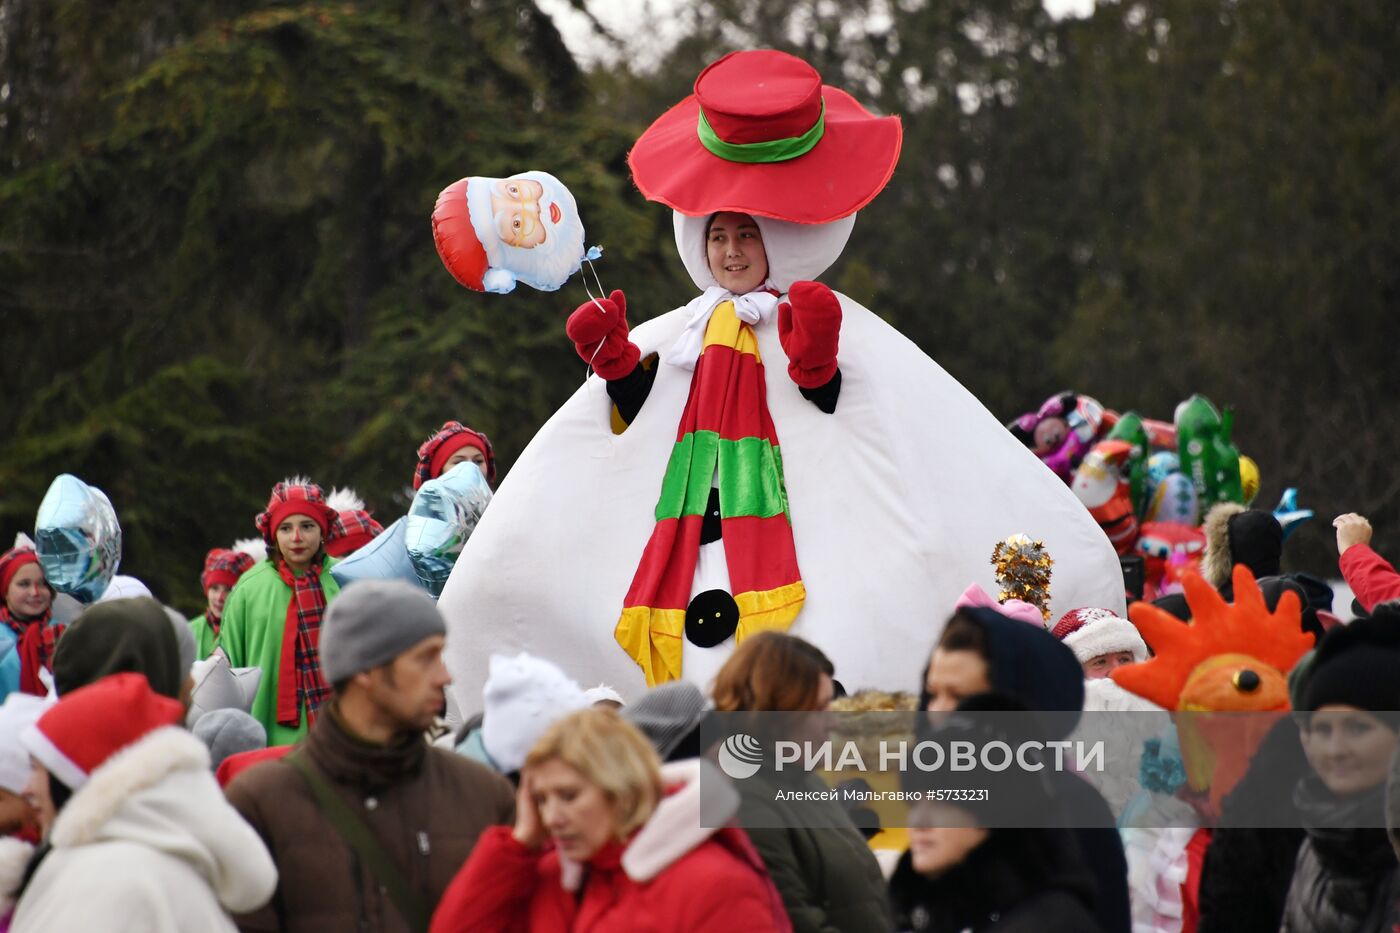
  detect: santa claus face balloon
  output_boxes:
[34,473,122,604]
[405,462,493,597]
[432,170,600,295]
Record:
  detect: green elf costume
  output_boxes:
[220,479,339,747]
[188,544,259,661]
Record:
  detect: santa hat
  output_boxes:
[254,477,337,545]
[200,548,258,592]
[324,487,384,558]
[480,653,589,774]
[1051,608,1148,665]
[0,537,41,598]
[413,422,496,489]
[20,672,183,791]
[432,178,490,292]
[628,49,902,224]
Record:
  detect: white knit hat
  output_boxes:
[0,694,52,795]
[1050,607,1148,665]
[480,653,589,774]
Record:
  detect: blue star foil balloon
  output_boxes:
[34,474,122,604]
[329,517,423,591]
[405,463,493,597]
[1273,488,1314,542]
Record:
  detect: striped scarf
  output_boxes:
[614,299,805,686]
[275,560,331,727]
[1,607,61,696]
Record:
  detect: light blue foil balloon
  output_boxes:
[405,463,493,597]
[329,517,424,591]
[34,474,122,604]
[1273,488,1314,542]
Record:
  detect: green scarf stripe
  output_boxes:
[655,431,789,521]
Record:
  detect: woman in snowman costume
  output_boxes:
[440,50,1123,710]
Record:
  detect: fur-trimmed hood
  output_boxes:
[1201,502,1246,588]
[557,757,739,890]
[42,726,276,913]
[0,836,34,914]
[1202,502,1282,590]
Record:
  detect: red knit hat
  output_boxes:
[200,548,257,593]
[0,546,40,597]
[254,478,338,545]
[20,672,183,790]
[326,511,384,558]
[414,422,496,489]
[628,49,902,223]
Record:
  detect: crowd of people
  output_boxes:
[0,429,1398,931]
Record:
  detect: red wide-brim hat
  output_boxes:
[628,49,902,224]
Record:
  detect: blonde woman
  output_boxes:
[431,708,789,932]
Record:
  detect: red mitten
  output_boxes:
[566,289,640,380]
[777,280,841,388]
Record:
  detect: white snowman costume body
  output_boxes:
[440,213,1124,715]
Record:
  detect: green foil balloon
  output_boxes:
[1174,395,1244,509]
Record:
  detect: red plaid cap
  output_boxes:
[325,509,384,558]
[201,548,257,592]
[413,421,496,489]
[254,480,338,544]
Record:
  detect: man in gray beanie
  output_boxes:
[226,580,514,933]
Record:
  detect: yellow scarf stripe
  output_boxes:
[701,303,763,359]
[614,581,806,687]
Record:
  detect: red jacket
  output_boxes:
[1338,543,1400,612]
[430,761,791,933]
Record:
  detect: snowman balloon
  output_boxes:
[439,50,1124,712]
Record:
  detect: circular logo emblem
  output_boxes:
[717,733,764,780]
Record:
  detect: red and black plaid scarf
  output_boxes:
[275,560,331,727]
[1,606,61,696]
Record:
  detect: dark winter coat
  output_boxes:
[738,769,894,933]
[225,702,515,933]
[888,827,1101,933]
[918,608,1131,933]
[1279,779,1399,933]
[1197,716,1309,933]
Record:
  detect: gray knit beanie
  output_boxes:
[622,682,707,760]
[321,579,446,683]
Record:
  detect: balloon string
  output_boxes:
[581,257,609,378]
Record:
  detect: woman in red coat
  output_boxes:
[430,707,790,932]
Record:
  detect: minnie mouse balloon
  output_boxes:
[329,517,422,591]
[34,474,122,604]
[405,462,493,597]
[432,170,601,295]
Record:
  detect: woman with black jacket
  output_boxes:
[891,693,1102,932]
[1279,616,1400,932]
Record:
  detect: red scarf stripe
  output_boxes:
[0,607,62,696]
[717,515,802,595]
[275,560,331,727]
[622,515,704,610]
[677,347,779,444]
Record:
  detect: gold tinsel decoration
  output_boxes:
[991,533,1053,624]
